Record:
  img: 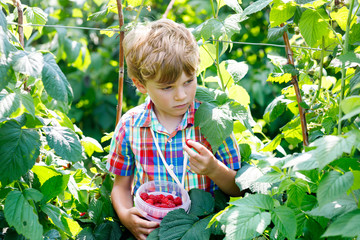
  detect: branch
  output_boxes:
[12,0,24,47]
[116,0,125,125]
[162,0,176,19]
[281,24,309,146]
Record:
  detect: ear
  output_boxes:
[132,78,147,94]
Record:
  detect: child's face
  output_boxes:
[136,71,197,121]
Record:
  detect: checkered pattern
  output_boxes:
[106,98,241,194]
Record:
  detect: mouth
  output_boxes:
[174,103,188,109]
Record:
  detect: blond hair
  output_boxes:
[123,19,199,86]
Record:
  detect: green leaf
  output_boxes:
[271,206,296,240]
[81,136,104,157]
[269,0,296,27]
[200,15,242,41]
[20,92,35,117]
[64,38,81,63]
[76,227,96,240]
[0,92,21,118]
[88,7,109,21]
[31,165,61,185]
[224,0,242,13]
[268,25,288,41]
[41,174,70,203]
[147,227,160,240]
[263,95,292,122]
[322,209,360,238]
[261,134,283,152]
[225,60,248,83]
[243,0,273,16]
[330,6,354,32]
[298,8,331,47]
[42,53,73,104]
[338,52,360,66]
[231,194,274,210]
[0,63,15,91]
[340,96,360,120]
[10,51,44,77]
[0,120,40,185]
[93,221,122,240]
[159,209,199,240]
[43,126,82,162]
[235,162,271,194]
[307,194,357,219]
[23,188,43,202]
[24,7,48,38]
[195,102,233,153]
[188,189,215,217]
[217,205,271,239]
[317,171,354,206]
[0,28,16,57]
[349,23,360,45]
[287,179,308,207]
[4,190,43,240]
[0,9,7,31]
[349,70,360,92]
[41,203,82,236]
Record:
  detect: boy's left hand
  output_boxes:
[183,140,218,176]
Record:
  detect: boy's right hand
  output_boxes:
[122,207,159,240]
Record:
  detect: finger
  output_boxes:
[185,139,210,155]
[183,145,198,158]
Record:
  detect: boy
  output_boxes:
[106,19,242,240]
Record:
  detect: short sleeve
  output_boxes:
[215,133,241,170]
[106,120,135,176]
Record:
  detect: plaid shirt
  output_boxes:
[106,98,241,194]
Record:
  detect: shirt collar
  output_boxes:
[133,97,196,131]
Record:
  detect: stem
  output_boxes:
[12,0,24,47]
[281,24,309,146]
[338,0,355,134]
[162,0,176,19]
[215,41,225,91]
[310,36,325,106]
[210,0,216,18]
[115,0,125,125]
[133,0,146,26]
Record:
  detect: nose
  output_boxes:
[174,87,186,101]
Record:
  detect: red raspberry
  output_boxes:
[145,199,154,205]
[168,202,176,208]
[186,139,192,148]
[160,203,168,208]
[166,195,174,201]
[174,197,182,206]
[140,192,149,201]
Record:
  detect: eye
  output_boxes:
[185,79,194,85]
[161,85,172,90]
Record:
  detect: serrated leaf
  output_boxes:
[330,7,355,32]
[42,53,73,104]
[41,174,70,203]
[271,206,296,240]
[349,23,360,45]
[0,120,40,185]
[268,25,288,41]
[93,221,122,240]
[0,63,15,91]
[243,0,273,16]
[81,136,104,157]
[235,162,271,194]
[87,7,109,21]
[43,126,82,162]
[181,215,213,239]
[263,95,292,122]
[307,194,357,219]
[261,134,283,152]
[217,205,271,239]
[159,209,199,240]
[10,51,44,77]
[31,165,61,185]
[188,189,215,217]
[228,85,250,106]
[4,190,43,240]
[322,209,360,238]
[194,102,233,153]
[64,38,81,63]
[0,92,21,118]
[75,227,95,240]
[338,52,360,66]
[198,43,216,74]
[317,171,354,206]
[0,27,16,57]
[298,8,330,47]
[231,194,274,210]
[225,60,248,83]
[224,0,242,13]
[269,0,296,27]
[20,92,35,117]
[267,73,292,84]
[287,179,308,207]
[23,188,43,202]
[0,9,7,31]
[349,70,360,92]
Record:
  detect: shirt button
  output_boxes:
[168,138,172,143]
[169,164,174,170]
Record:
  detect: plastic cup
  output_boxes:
[134,180,191,222]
